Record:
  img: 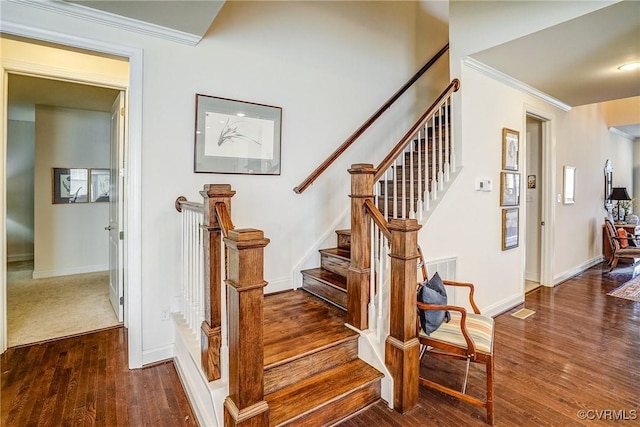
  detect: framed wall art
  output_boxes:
[500,172,520,206]
[563,166,576,204]
[502,128,519,171]
[90,168,110,202]
[52,168,88,204]
[194,94,282,175]
[502,208,519,250]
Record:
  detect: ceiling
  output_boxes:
[8,74,120,112]
[471,0,640,137]
[9,1,640,137]
[65,0,225,38]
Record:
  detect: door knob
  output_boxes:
[105,225,114,231]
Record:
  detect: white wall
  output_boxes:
[33,106,110,278]
[1,1,449,361]
[422,2,634,315]
[7,118,35,262]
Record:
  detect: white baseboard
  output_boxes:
[264,277,292,294]
[32,264,108,279]
[7,253,33,263]
[172,313,224,427]
[553,256,604,286]
[142,343,174,366]
[482,293,524,318]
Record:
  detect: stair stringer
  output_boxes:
[418,166,463,226]
[291,206,350,289]
[345,323,394,410]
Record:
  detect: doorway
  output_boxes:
[525,115,543,293]
[5,74,125,346]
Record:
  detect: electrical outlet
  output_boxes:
[161,306,170,321]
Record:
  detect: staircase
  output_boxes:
[301,229,351,310]
[263,290,382,425]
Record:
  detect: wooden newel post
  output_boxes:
[201,184,235,381]
[348,163,376,330]
[223,228,270,427]
[385,218,421,413]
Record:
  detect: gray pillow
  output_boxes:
[417,272,451,334]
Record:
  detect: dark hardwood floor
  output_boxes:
[1,326,197,426]
[340,262,640,426]
[2,262,638,426]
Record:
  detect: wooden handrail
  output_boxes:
[374,78,460,182]
[175,196,203,213]
[364,199,391,241]
[293,43,450,194]
[214,202,234,238]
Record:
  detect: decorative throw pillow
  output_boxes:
[617,228,629,248]
[417,272,451,335]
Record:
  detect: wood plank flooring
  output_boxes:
[3,262,638,426]
[339,262,640,426]
[1,326,197,426]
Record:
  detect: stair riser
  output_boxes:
[302,276,347,310]
[336,231,351,252]
[276,381,381,427]
[264,338,358,395]
[321,252,349,278]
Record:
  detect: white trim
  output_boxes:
[142,343,175,366]
[608,126,637,141]
[264,277,292,295]
[1,59,129,89]
[523,104,556,288]
[463,57,572,112]
[9,0,202,46]
[172,314,222,427]
[553,255,604,286]
[7,253,33,263]
[0,20,144,368]
[32,264,108,279]
[482,293,524,318]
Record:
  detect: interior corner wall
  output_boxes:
[419,63,633,315]
[7,118,35,262]
[33,106,110,278]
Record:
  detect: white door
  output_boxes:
[108,92,125,322]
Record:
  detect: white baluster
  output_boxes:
[444,99,450,181]
[431,115,438,200]
[450,95,456,173]
[438,107,444,191]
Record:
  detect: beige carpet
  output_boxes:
[7,261,121,347]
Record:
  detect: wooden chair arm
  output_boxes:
[441,280,481,314]
[416,303,476,356]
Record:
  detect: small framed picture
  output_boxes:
[52,168,88,204]
[563,166,576,204]
[502,128,519,171]
[194,94,282,175]
[500,172,520,206]
[527,175,536,189]
[90,168,110,202]
[502,208,519,250]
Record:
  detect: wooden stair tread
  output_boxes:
[266,359,383,426]
[263,290,355,367]
[301,268,347,291]
[319,247,350,260]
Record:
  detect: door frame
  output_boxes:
[522,104,555,288]
[0,22,144,368]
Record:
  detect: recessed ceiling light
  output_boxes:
[236,112,245,117]
[618,62,640,71]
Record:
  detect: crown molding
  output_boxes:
[609,126,639,142]
[8,0,202,46]
[462,56,572,112]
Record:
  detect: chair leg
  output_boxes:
[610,256,619,271]
[461,357,471,394]
[486,355,495,425]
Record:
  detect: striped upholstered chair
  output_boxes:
[416,247,495,425]
[604,217,640,271]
